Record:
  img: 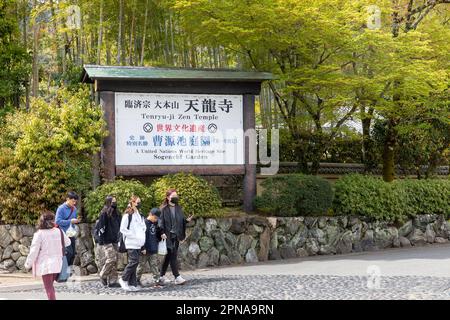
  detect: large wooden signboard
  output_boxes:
[81,65,272,212]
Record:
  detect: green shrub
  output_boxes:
[150,172,222,218]
[0,87,106,225]
[85,179,155,222]
[401,179,450,217]
[333,174,450,222]
[254,174,333,216]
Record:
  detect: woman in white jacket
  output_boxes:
[118,195,146,292]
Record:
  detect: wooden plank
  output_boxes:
[116,165,245,176]
[96,80,262,95]
[100,91,116,181]
[243,94,256,213]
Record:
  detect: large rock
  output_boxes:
[247,224,264,237]
[399,236,411,247]
[237,234,253,256]
[270,231,278,252]
[10,226,23,242]
[20,237,31,247]
[205,219,218,236]
[199,236,214,252]
[433,215,449,238]
[374,228,394,249]
[217,219,232,232]
[21,225,36,237]
[197,252,210,268]
[336,231,353,254]
[18,245,29,256]
[188,242,201,259]
[245,248,259,263]
[289,225,308,248]
[11,252,21,262]
[339,216,348,228]
[324,225,340,246]
[258,228,270,262]
[80,252,94,267]
[361,230,377,251]
[16,256,27,271]
[12,242,20,252]
[228,251,243,264]
[267,217,277,229]
[296,248,309,257]
[435,237,448,244]
[224,233,238,256]
[189,225,203,242]
[318,217,328,229]
[2,246,13,260]
[230,217,247,234]
[413,215,436,231]
[287,218,302,235]
[0,228,13,249]
[425,224,436,244]
[409,229,427,246]
[319,245,335,255]
[309,228,326,245]
[306,239,319,255]
[208,247,220,266]
[269,248,282,260]
[398,221,413,238]
[279,245,296,259]
[304,217,318,228]
[219,254,231,266]
[248,216,269,227]
[0,259,15,271]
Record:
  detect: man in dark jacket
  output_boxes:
[158,190,193,285]
[137,208,162,286]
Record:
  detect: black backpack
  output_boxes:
[118,214,133,253]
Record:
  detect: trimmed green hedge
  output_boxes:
[333,174,450,222]
[150,172,223,218]
[254,174,333,216]
[85,179,155,222]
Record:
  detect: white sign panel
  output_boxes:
[115,92,244,165]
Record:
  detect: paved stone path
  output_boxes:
[2,244,450,300]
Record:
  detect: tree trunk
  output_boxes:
[117,0,123,65]
[31,0,39,98]
[97,0,103,65]
[140,0,149,66]
[382,119,397,182]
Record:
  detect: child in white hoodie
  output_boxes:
[119,195,146,292]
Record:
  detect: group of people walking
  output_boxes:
[24,188,192,299]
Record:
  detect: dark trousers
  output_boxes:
[66,237,76,266]
[122,249,140,286]
[160,239,180,278]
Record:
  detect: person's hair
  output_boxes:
[160,188,177,208]
[125,195,139,214]
[150,207,161,217]
[101,195,115,216]
[67,191,79,201]
[38,210,55,230]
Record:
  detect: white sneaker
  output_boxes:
[129,286,140,292]
[158,276,171,285]
[174,276,186,285]
[119,278,131,291]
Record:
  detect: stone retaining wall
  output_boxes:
[1,214,449,274]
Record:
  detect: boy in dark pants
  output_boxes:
[137,208,162,287]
